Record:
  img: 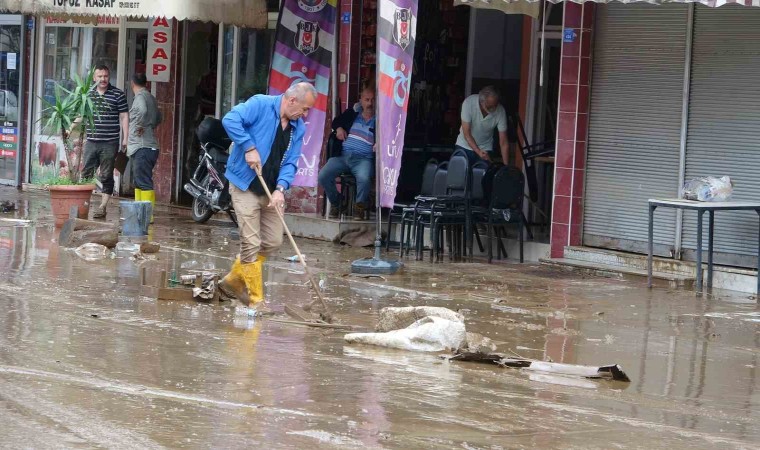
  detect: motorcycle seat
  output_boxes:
[208,146,229,165]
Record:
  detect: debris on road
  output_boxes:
[375,306,464,332]
[74,243,109,261]
[284,254,305,262]
[60,218,119,248]
[446,352,631,382]
[0,200,15,212]
[140,241,160,254]
[345,314,467,352]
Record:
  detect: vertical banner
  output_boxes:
[147,17,172,82]
[377,0,417,207]
[268,0,336,187]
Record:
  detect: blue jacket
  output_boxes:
[222,94,305,191]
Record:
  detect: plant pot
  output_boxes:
[49,184,96,227]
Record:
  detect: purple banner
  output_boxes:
[377,0,417,207]
[268,0,336,187]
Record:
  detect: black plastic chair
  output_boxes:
[475,166,525,263]
[415,149,471,262]
[386,158,438,250]
[399,161,448,258]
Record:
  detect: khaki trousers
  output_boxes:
[230,184,284,263]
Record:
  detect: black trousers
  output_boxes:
[131,148,159,190]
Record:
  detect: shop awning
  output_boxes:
[455,0,760,18]
[1,0,268,28]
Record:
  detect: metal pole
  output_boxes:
[674,4,694,259]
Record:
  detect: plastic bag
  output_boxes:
[682,176,734,202]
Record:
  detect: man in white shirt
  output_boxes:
[454,86,509,164]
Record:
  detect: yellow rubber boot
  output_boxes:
[134,188,142,201]
[142,190,156,224]
[240,257,264,305]
[219,257,248,302]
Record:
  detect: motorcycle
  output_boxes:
[183,116,237,226]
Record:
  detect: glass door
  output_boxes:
[0,15,22,185]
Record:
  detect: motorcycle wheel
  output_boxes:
[191,175,215,223]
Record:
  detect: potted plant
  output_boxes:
[41,68,99,227]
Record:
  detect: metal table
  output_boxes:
[648,199,760,294]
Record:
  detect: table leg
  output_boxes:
[707,210,714,289]
[648,204,656,288]
[696,210,704,294]
[756,210,760,299]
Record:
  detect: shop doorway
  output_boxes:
[177,22,219,206]
[0,15,23,186]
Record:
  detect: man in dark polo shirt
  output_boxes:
[82,64,129,219]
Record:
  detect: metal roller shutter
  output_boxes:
[583,3,689,256]
[681,5,760,268]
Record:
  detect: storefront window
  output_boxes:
[33,22,119,184]
[236,28,274,103]
[220,25,235,115]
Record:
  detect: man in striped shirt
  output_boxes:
[82,64,129,219]
[318,82,376,220]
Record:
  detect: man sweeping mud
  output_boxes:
[218,82,317,311]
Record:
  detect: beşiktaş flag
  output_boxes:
[268,0,336,187]
[377,0,417,207]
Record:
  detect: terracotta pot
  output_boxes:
[49,184,96,227]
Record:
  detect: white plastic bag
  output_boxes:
[682,176,733,202]
[344,316,467,352]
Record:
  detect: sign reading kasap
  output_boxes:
[147,17,172,83]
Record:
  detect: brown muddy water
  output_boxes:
[0,189,759,449]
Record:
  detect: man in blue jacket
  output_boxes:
[219,82,317,310]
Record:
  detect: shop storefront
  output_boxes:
[335,0,560,239]
[582,3,760,268]
[0,14,24,186]
[5,0,275,204]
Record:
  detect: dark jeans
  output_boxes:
[318,153,375,205]
[131,147,159,190]
[82,140,118,195]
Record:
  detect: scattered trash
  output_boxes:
[682,176,734,202]
[460,332,498,354]
[318,273,327,291]
[74,243,109,261]
[89,314,99,318]
[345,315,466,352]
[0,200,15,213]
[445,352,631,382]
[181,260,200,269]
[140,241,160,254]
[116,242,141,255]
[285,254,305,262]
[235,306,262,319]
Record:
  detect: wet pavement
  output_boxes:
[1,186,759,449]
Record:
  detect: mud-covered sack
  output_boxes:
[682,176,733,202]
[375,306,464,332]
[345,316,466,352]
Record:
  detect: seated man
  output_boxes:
[318,82,375,220]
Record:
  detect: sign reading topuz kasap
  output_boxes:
[147,17,172,83]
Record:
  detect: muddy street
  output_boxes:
[0,187,759,449]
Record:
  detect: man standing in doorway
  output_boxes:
[219,82,316,311]
[455,85,509,165]
[82,64,129,219]
[128,73,162,223]
[318,81,376,220]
